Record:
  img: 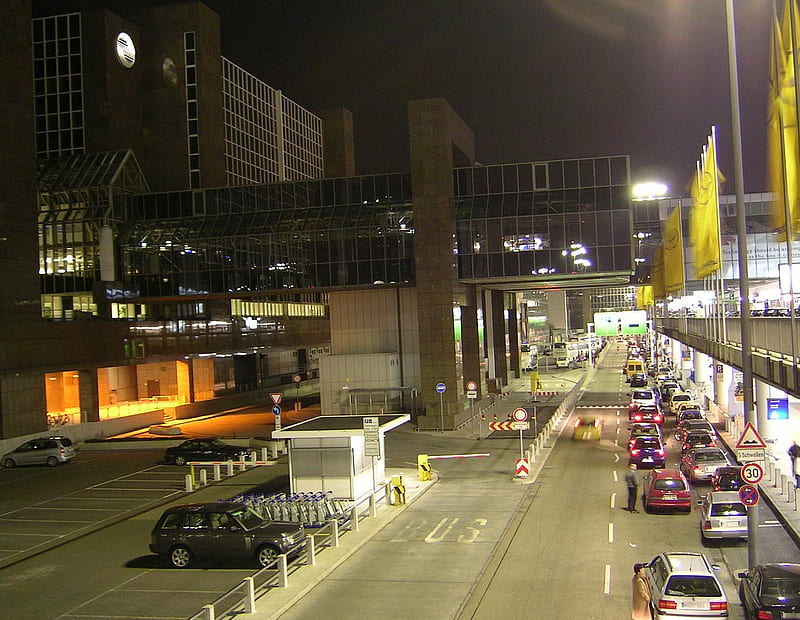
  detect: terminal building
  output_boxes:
[2,1,799,454]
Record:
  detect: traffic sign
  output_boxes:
[739,484,760,507]
[293,374,302,384]
[466,380,478,391]
[270,393,282,405]
[512,407,528,422]
[363,416,380,457]
[515,458,529,478]
[741,462,764,485]
[435,382,446,394]
[736,448,766,464]
[736,422,767,449]
[488,421,516,431]
[511,421,530,431]
[272,405,281,416]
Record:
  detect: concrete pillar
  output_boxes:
[79,369,100,423]
[408,98,475,425]
[484,289,507,390]
[507,293,520,378]
[460,284,482,399]
[714,361,731,411]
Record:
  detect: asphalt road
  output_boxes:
[1,340,799,619]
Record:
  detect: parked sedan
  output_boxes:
[642,468,692,513]
[681,431,716,455]
[699,491,748,541]
[629,404,664,425]
[680,447,732,483]
[629,436,666,469]
[150,502,305,568]
[738,563,800,620]
[163,438,250,466]
[628,422,662,450]
[711,466,744,492]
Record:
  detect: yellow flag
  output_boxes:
[663,204,685,293]
[636,285,654,309]
[769,0,800,240]
[690,130,723,279]
[651,245,665,300]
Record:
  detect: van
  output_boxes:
[644,552,728,619]
[624,359,646,380]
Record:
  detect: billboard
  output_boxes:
[593,310,648,336]
[767,398,789,420]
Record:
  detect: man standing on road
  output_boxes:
[625,463,641,513]
[632,563,651,620]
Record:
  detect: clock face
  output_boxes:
[115,32,136,68]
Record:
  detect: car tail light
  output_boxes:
[694,466,703,474]
[59,447,65,454]
[630,449,641,456]
[654,415,663,423]
[703,520,712,530]
[656,449,665,457]
[756,609,775,619]
[633,414,642,422]
[658,599,678,611]
[709,601,727,611]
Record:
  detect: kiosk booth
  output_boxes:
[272,414,410,501]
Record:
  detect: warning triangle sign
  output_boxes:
[735,422,767,449]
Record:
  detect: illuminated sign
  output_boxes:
[593,310,648,336]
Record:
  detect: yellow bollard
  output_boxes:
[391,474,406,505]
[417,454,432,481]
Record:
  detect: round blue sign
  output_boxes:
[435,382,446,394]
[272,405,282,415]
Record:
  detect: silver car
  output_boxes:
[2,435,76,468]
[699,491,748,541]
[680,447,731,483]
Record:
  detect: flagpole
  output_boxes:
[725,0,757,570]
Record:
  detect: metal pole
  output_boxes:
[726,0,757,569]
[439,392,444,433]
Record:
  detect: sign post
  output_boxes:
[512,407,529,478]
[436,382,447,433]
[293,374,302,411]
[363,416,380,494]
[466,380,478,437]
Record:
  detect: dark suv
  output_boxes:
[150,502,305,568]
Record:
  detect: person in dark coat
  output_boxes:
[625,463,641,512]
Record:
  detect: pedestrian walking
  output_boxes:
[789,442,800,477]
[625,463,640,513]
[631,563,651,620]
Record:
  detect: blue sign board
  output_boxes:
[435,382,446,394]
[272,405,282,416]
[767,398,789,420]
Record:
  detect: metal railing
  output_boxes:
[187,486,390,620]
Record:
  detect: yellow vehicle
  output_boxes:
[573,417,602,440]
[624,358,646,380]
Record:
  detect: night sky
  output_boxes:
[38,0,774,196]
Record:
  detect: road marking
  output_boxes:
[610,492,616,508]
[425,517,459,543]
[457,518,487,543]
[604,564,611,594]
[608,523,614,543]
[612,471,618,482]
[613,453,619,462]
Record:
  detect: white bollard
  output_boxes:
[243,577,255,614]
[306,534,316,566]
[331,518,340,547]
[789,480,795,503]
[776,469,783,488]
[227,461,234,476]
[780,473,787,495]
[351,505,359,532]
[277,554,288,587]
[261,447,269,462]
[369,492,376,517]
[213,463,221,481]
[185,474,193,492]
[199,468,208,486]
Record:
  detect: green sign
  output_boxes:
[593,310,648,336]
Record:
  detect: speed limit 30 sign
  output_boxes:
[741,462,764,485]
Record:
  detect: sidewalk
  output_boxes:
[716,426,800,549]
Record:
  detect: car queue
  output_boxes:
[619,336,797,619]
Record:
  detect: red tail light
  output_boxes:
[654,415,663,423]
[630,449,641,456]
[633,414,642,421]
[710,601,727,611]
[658,599,678,611]
[656,449,665,457]
[694,466,703,474]
[756,609,776,618]
[703,520,712,530]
